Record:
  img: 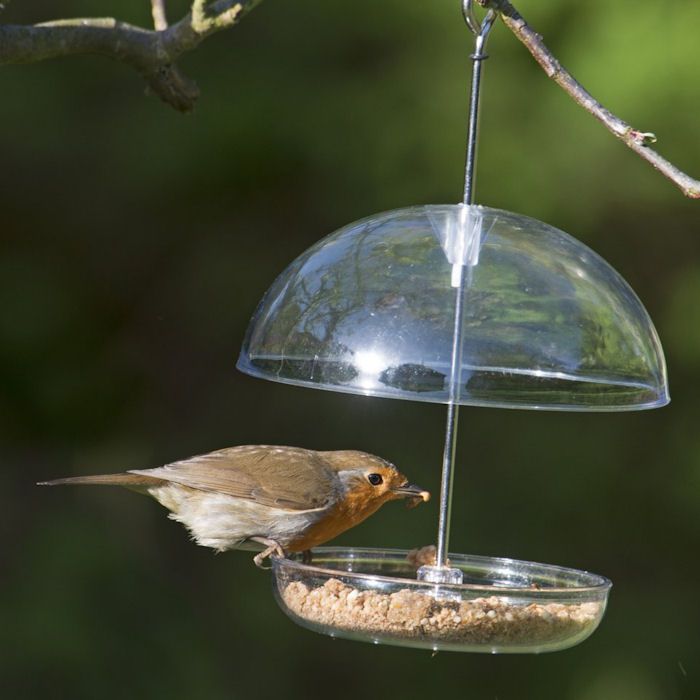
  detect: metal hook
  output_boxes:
[462,0,497,40]
[462,0,481,35]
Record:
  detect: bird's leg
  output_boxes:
[250,536,286,569]
[302,549,313,565]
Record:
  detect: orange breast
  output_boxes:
[286,487,389,552]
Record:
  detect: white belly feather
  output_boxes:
[148,484,325,552]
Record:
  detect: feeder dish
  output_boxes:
[272,547,611,654]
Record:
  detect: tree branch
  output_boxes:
[2,0,698,196]
[0,0,263,112]
[479,0,700,199]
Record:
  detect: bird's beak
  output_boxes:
[392,483,431,508]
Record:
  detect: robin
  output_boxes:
[39,445,430,567]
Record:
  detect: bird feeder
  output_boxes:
[237,2,667,653]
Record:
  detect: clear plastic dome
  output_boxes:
[238,205,668,411]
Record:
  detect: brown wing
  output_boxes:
[129,445,339,511]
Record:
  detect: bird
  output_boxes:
[39,445,430,568]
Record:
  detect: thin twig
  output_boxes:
[0,0,263,112]
[192,1,209,31]
[151,0,168,31]
[479,0,700,199]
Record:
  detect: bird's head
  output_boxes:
[322,450,430,512]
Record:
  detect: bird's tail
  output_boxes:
[37,473,164,488]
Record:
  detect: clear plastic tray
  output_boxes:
[272,547,611,653]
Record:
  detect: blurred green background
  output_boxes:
[2,1,700,698]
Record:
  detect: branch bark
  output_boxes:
[478,0,700,199]
[0,1,263,112]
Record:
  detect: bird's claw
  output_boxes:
[250,537,285,569]
[253,552,273,570]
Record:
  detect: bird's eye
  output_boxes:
[367,473,383,486]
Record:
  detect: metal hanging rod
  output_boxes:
[432,2,497,574]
